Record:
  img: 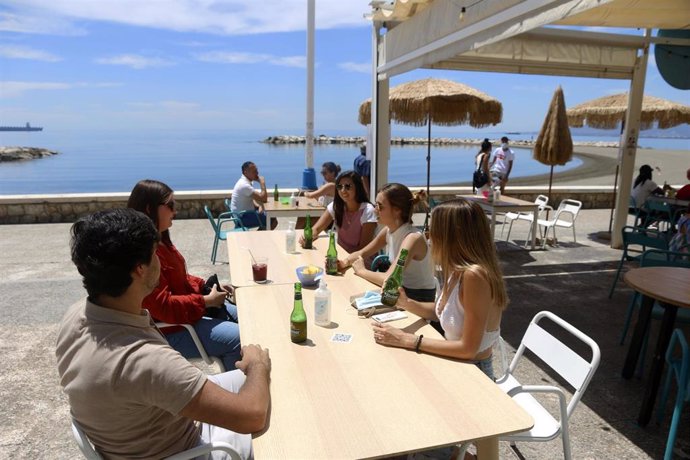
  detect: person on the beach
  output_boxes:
[299,170,377,257]
[354,144,371,196]
[489,136,514,193]
[473,139,492,195]
[338,183,437,303]
[229,161,277,230]
[128,179,242,372]
[630,164,664,227]
[57,208,270,459]
[303,161,340,206]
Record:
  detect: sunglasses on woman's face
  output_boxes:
[162,200,176,211]
[336,183,353,191]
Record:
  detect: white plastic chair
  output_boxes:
[495,311,600,460]
[501,194,549,241]
[155,322,226,373]
[71,416,241,460]
[533,199,583,249]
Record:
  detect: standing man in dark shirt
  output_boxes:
[354,144,371,196]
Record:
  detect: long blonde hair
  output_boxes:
[430,199,508,310]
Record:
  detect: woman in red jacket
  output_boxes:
[128,179,241,370]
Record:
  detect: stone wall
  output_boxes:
[0,186,616,224]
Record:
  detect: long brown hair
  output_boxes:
[430,199,508,310]
[333,170,369,227]
[127,179,174,245]
[378,183,424,224]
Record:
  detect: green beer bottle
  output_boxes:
[303,213,313,249]
[290,282,307,343]
[381,248,409,307]
[325,230,338,275]
[273,184,279,202]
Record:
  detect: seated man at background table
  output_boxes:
[674,167,690,201]
[230,161,277,229]
[56,208,271,459]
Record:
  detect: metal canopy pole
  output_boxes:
[302,0,317,190]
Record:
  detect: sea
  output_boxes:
[0,128,688,195]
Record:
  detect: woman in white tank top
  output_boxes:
[371,198,508,380]
[338,183,436,302]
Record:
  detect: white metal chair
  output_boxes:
[155,322,226,373]
[501,194,549,241]
[533,199,583,249]
[495,311,601,460]
[71,416,241,460]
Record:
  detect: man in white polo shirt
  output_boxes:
[489,136,515,193]
[230,161,277,229]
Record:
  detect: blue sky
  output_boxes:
[1,0,688,135]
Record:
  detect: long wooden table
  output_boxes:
[458,195,539,250]
[230,233,533,459]
[622,267,690,426]
[263,197,325,226]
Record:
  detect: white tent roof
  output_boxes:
[371,0,690,79]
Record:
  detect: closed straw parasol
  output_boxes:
[567,93,690,130]
[533,86,573,207]
[359,78,502,227]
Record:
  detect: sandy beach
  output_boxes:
[444,145,690,188]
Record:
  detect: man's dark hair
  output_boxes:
[501,136,509,143]
[241,161,255,174]
[70,208,159,299]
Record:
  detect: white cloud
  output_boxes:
[0,11,87,35]
[0,1,371,36]
[0,81,121,98]
[95,54,175,69]
[196,51,306,68]
[0,45,61,62]
[338,61,370,73]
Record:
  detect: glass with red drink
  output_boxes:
[252,256,268,283]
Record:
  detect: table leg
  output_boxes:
[623,295,655,379]
[530,207,537,250]
[638,302,677,426]
[476,436,499,460]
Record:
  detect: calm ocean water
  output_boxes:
[0,128,687,194]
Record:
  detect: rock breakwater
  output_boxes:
[262,135,618,148]
[0,146,58,161]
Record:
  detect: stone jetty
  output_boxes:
[262,135,619,148]
[0,146,58,161]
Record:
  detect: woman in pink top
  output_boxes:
[299,170,377,255]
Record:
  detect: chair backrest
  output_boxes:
[534,194,549,209]
[203,206,219,234]
[646,198,672,217]
[557,199,582,218]
[621,226,669,251]
[506,311,601,419]
[71,417,103,459]
[640,249,690,268]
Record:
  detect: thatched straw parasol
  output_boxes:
[358,78,502,226]
[567,92,690,237]
[533,86,573,208]
[567,93,690,130]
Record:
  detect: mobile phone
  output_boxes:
[372,311,408,323]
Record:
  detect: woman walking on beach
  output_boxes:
[128,179,241,371]
[338,183,437,303]
[299,170,377,256]
[371,198,507,380]
[473,139,492,195]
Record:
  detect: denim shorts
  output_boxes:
[475,355,495,380]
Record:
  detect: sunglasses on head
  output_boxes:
[336,183,353,191]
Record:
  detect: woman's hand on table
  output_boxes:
[236,344,271,375]
[351,256,366,275]
[336,258,350,273]
[371,322,416,349]
[395,287,410,310]
[298,234,306,248]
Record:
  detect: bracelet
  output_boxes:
[415,335,423,353]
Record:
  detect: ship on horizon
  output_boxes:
[0,122,43,132]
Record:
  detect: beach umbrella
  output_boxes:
[567,92,690,235]
[567,93,690,130]
[533,86,573,207]
[358,77,502,224]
